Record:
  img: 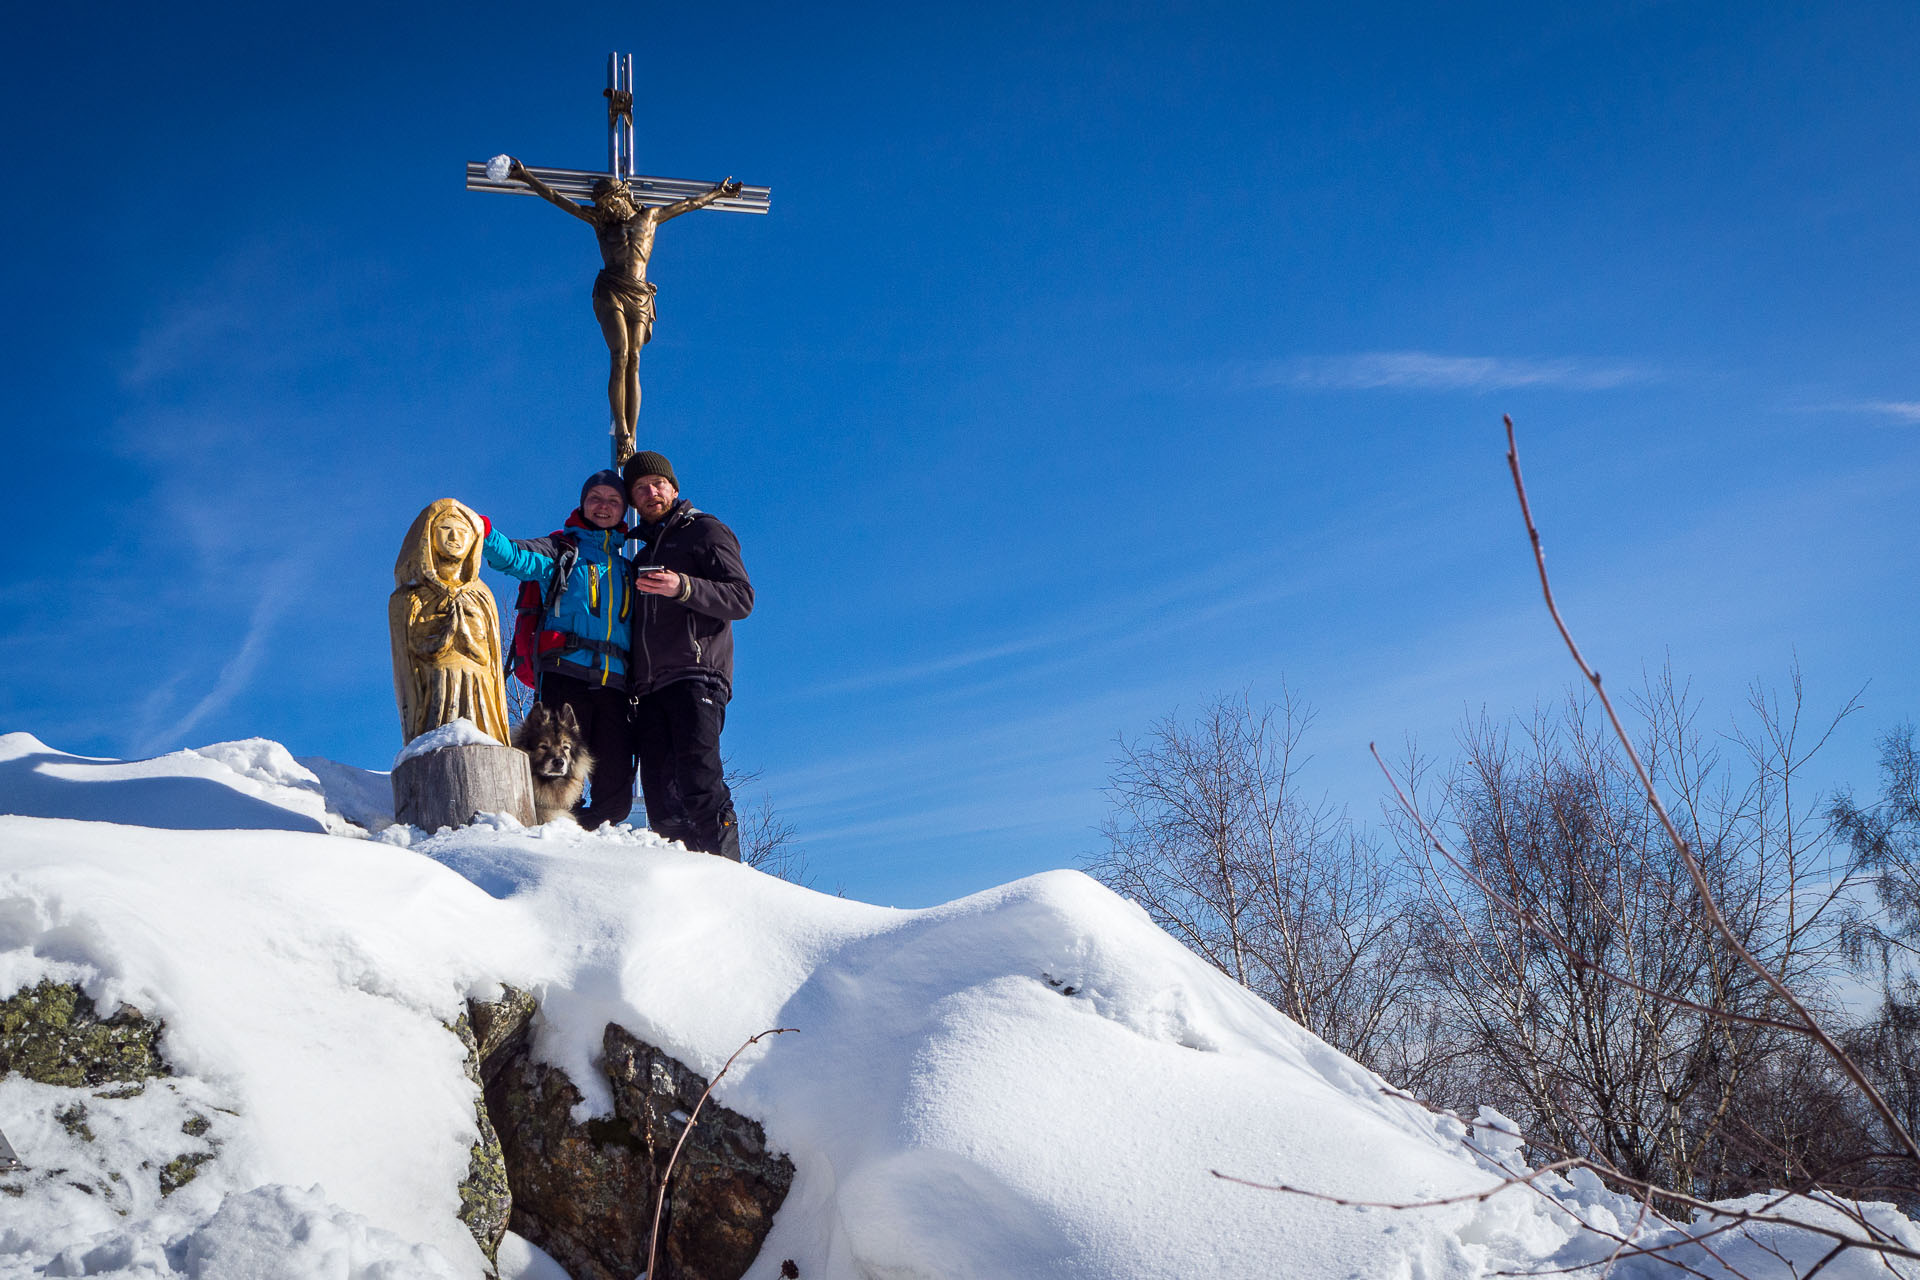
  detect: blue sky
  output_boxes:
[5,2,1918,905]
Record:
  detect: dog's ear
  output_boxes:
[559,704,580,733]
[527,704,549,727]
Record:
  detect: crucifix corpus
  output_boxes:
[467,54,771,466]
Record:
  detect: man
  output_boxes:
[623,450,754,859]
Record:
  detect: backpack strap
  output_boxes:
[504,534,580,684]
[549,633,626,660]
[543,539,579,615]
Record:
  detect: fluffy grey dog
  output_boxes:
[513,702,595,825]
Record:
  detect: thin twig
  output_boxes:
[1211,1157,1587,1207]
[645,1027,797,1280]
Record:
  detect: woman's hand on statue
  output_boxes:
[634,568,681,597]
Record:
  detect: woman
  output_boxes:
[482,470,636,827]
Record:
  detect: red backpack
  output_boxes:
[506,534,579,690]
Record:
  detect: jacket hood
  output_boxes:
[565,510,629,539]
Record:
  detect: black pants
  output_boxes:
[538,673,635,829]
[630,679,739,860]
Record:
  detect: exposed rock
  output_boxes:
[476,998,795,1280]
[604,1025,796,1280]
[2,979,790,1278]
[0,981,167,1086]
[468,985,538,1088]
[55,1102,93,1142]
[160,1151,213,1196]
[450,992,524,1268]
[486,1039,656,1280]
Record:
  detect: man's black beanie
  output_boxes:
[621,450,679,492]
[579,469,628,510]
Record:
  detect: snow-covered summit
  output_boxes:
[0,734,1910,1279]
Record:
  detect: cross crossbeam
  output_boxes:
[464,163,770,214]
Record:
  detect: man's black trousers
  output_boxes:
[631,678,740,860]
[537,673,635,829]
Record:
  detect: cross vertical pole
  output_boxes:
[605,51,638,465]
[622,53,634,177]
[606,53,635,180]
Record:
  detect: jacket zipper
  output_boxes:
[600,530,615,687]
[636,505,689,694]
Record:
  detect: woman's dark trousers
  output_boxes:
[538,673,636,828]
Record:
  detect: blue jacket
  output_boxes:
[484,516,633,687]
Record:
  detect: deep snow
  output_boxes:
[0,730,1913,1279]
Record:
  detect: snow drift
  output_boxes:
[0,730,1912,1279]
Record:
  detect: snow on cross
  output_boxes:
[463,53,770,214]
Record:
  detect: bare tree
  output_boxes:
[1224,417,1920,1278]
[1085,689,1421,1073]
[1829,723,1920,992]
[1828,725,1920,1206]
[725,763,811,885]
[1398,674,1857,1200]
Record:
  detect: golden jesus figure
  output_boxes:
[503,157,741,463]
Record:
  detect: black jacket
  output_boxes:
[629,498,753,698]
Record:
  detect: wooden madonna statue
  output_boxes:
[389,498,512,744]
[387,498,532,828]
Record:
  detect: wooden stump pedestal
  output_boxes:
[392,742,535,831]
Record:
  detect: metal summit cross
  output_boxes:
[467,53,771,465]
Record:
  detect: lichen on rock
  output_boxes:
[449,989,530,1266]
[54,1102,93,1142]
[0,981,167,1087]
[160,1151,212,1196]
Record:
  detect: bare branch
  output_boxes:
[646,1027,798,1280]
[1504,413,1920,1167]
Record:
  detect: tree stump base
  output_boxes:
[392,742,535,831]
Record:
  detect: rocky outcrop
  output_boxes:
[1,979,792,1280]
[0,980,167,1086]
[0,981,218,1202]
[474,996,795,1280]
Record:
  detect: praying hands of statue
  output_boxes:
[410,593,492,663]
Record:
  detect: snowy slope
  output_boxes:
[0,732,1912,1280]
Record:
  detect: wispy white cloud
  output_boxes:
[1252,351,1654,392]
[804,635,1061,698]
[1849,401,1920,423]
[124,236,392,391]
[133,571,297,757]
